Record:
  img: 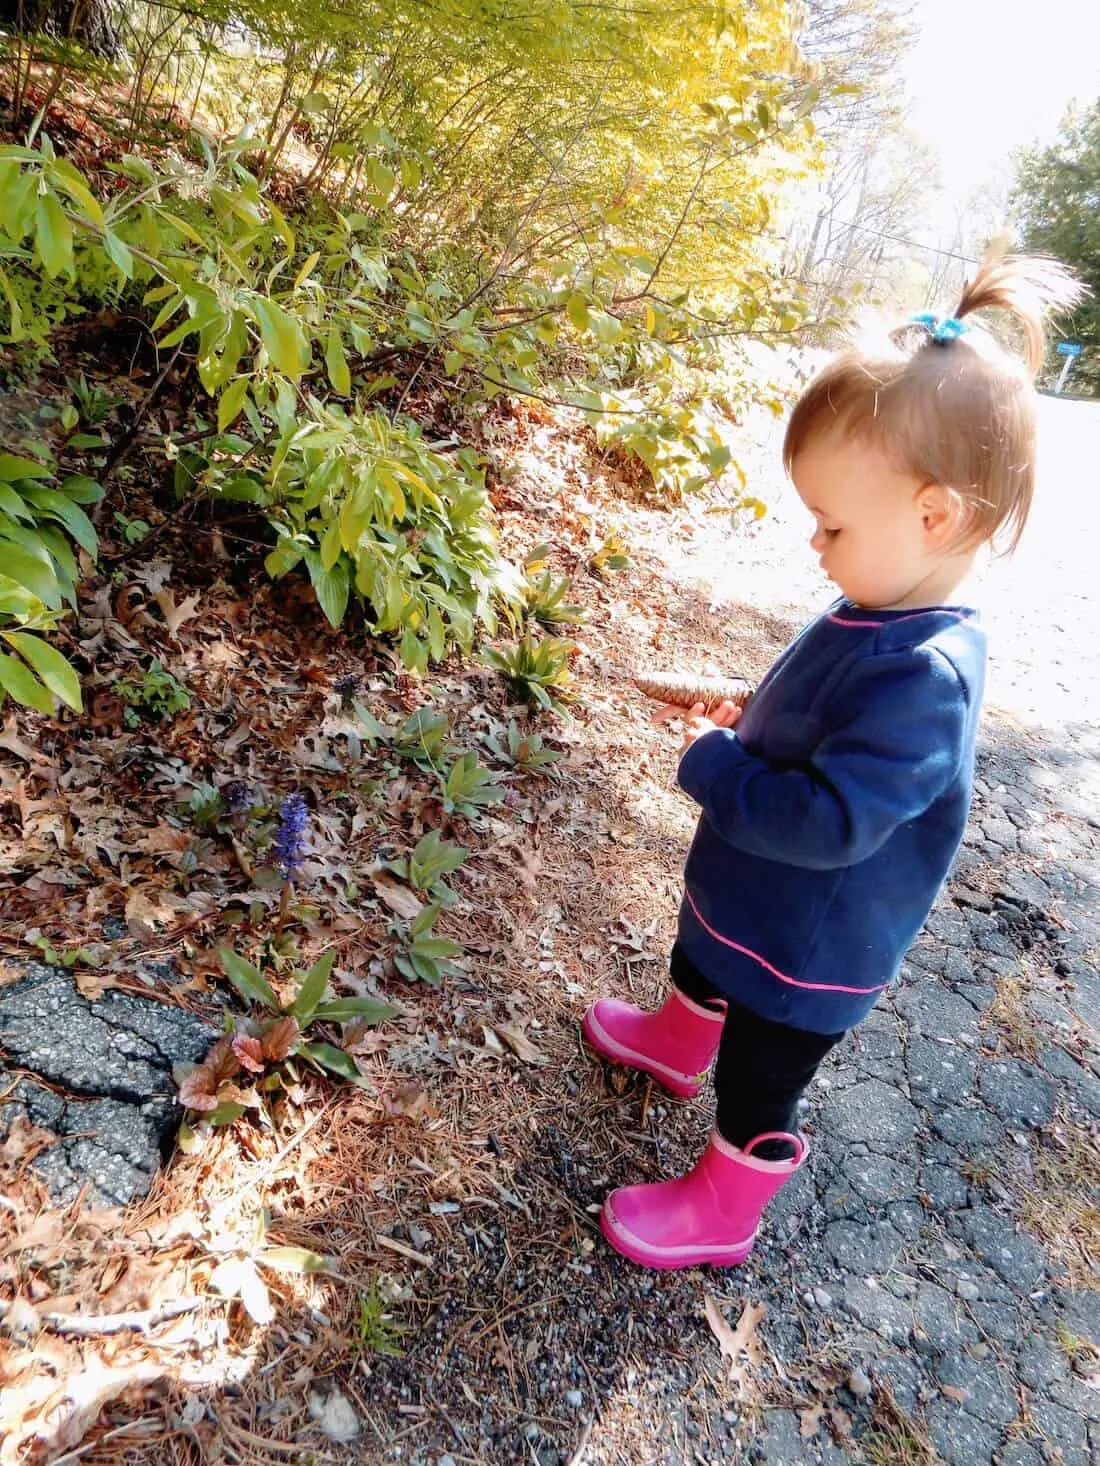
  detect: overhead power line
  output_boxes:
[825,218,983,266]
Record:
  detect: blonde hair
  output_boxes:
[783,254,1086,552]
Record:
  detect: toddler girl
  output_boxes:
[583,254,1083,1270]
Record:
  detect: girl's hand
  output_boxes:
[653,699,741,753]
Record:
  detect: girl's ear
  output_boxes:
[916,482,973,548]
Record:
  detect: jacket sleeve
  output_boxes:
[676,647,970,870]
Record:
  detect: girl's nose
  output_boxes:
[810,526,827,553]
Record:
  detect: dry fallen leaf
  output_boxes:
[382,1084,436,1120]
[309,1387,360,1443]
[829,1405,853,1439]
[800,1404,825,1439]
[494,1022,546,1065]
[0,1115,55,1166]
[73,967,112,1000]
[124,889,175,939]
[153,587,201,638]
[703,1294,766,1389]
[941,1384,970,1405]
[371,869,424,921]
[138,822,193,857]
[0,715,44,765]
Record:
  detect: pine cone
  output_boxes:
[632,671,753,711]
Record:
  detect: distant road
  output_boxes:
[975,394,1100,728]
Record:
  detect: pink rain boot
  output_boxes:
[582,988,726,1098]
[600,1130,807,1269]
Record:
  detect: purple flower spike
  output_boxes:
[273,792,310,881]
[334,673,360,709]
[224,780,253,816]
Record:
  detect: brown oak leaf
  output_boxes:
[262,1016,300,1061]
[232,1033,266,1073]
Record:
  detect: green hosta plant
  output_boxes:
[391,902,461,986]
[386,828,467,908]
[484,630,576,711]
[175,947,398,1122]
[487,719,563,771]
[440,751,506,818]
[351,704,455,771]
[183,782,226,835]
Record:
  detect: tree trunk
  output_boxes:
[0,0,123,59]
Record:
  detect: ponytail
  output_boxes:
[953,253,1084,377]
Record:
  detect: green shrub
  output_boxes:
[262,404,523,669]
[0,449,98,714]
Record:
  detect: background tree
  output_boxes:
[1012,100,1100,394]
[785,0,933,317]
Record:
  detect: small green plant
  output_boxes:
[391,902,461,986]
[392,707,453,768]
[484,630,575,710]
[386,828,467,907]
[66,374,121,429]
[176,947,398,1121]
[118,659,191,726]
[1056,1322,1100,1373]
[29,934,105,969]
[354,1285,407,1357]
[525,568,585,629]
[354,704,456,771]
[184,782,226,834]
[588,531,631,577]
[440,751,506,818]
[487,719,563,771]
[113,511,152,546]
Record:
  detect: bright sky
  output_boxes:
[903,0,1100,200]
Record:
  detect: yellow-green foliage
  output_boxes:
[0,1,821,686]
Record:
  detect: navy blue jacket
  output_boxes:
[676,599,986,1034]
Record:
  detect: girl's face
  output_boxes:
[790,433,965,610]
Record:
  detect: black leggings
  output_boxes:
[670,944,844,1155]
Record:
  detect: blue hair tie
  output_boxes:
[910,311,969,344]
